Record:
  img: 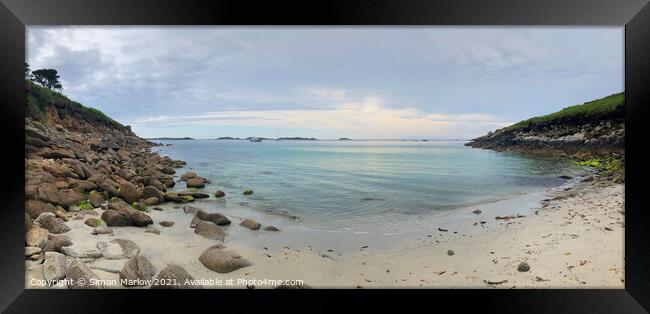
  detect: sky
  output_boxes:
[27,27,623,139]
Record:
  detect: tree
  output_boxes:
[25,62,31,79]
[31,68,63,91]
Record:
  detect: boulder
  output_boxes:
[25,246,41,256]
[91,225,114,235]
[66,258,102,289]
[88,192,105,207]
[190,215,201,228]
[239,219,261,230]
[43,234,73,252]
[243,189,253,195]
[101,210,131,227]
[25,199,57,219]
[118,181,141,204]
[85,217,102,228]
[61,246,103,258]
[130,211,153,227]
[198,245,251,273]
[194,221,226,241]
[196,210,231,226]
[37,183,61,204]
[151,264,201,289]
[35,213,70,234]
[178,191,210,199]
[141,186,164,202]
[25,213,33,232]
[120,255,155,287]
[213,190,225,198]
[25,226,49,248]
[97,239,140,260]
[180,172,197,181]
[56,189,85,208]
[43,251,67,282]
[186,177,205,188]
[143,197,159,206]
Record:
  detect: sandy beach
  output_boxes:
[26,174,624,289]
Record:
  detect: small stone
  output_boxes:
[214,190,225,198]
[243,189,253,195]
[264,226,280,231]
[517,262,530,272]
[447,249,455,256]
[472,209,482,214]
[159,221,174,227]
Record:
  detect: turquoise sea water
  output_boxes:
[152,140,578,233]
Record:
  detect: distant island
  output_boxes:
[147,137,194,140]
[277,137,317,141]
[216,137,241,140]
[338,138,352,140]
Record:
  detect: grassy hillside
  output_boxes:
[496,92,624,134]
[25,80,131,132]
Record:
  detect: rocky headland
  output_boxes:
[466,93,624,157]
[24,81,278,289]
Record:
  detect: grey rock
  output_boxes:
[66,258,102,289]
[194,221,225,241]
[120,255,156,287]
[151,264,201,289]
[199,245,251,273]
[43,251,67,282]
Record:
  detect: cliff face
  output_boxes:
[466,93,624,157]
[24,81,190,232]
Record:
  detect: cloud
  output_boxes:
[130,94,510,139]
[27,27,622,138]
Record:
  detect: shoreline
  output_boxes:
[26,166,624,288]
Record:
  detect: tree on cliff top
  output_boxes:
[31,68,63,91]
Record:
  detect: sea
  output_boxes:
[151,139,583,241]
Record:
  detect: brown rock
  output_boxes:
[239,219,261,231]
[186,177,205,188]
[43,234,73,252]
[25,199,58,219]
[264,226,280,231]
[88,192,105,207]
[66,258,102,289]
[101,210,132,227]
[159,221,174,227]
[180,172,197,181]
[196,210,231,225]
[143,197,160,206]
[26,226,49,248]
[194,221,225,241]
[118,181,141,204]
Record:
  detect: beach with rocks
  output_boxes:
[24,81,624,289]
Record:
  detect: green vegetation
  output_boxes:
[25,79,131,131]
[179,195,194,203]
[573,156,624,175]
[496,92,624,134]
[131,202,146,211]
[79,200,94,210]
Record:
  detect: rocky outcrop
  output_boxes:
[194,221,226,241]
[466,93,624,157]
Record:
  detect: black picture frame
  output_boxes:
[1,0,649,312]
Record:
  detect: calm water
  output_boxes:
[152,140,578,233]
